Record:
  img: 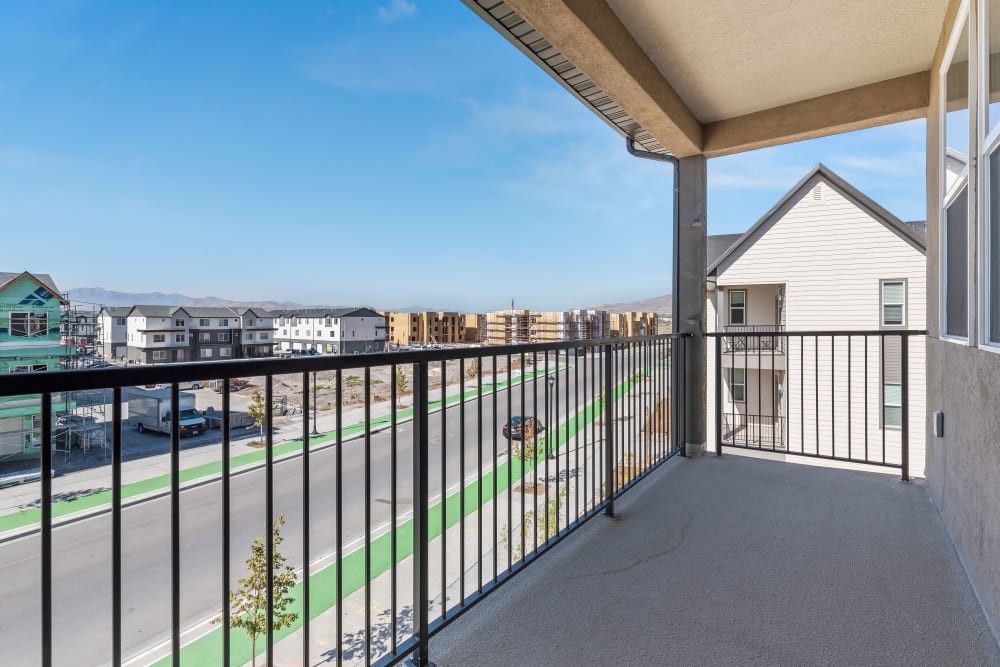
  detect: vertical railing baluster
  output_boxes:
[881,334,886,464]
[170,383,180,667]
[901,334,910,481]
[531,351,538,553]
[112,387,122,666]
[364,367,372,665]
[440,359,447,614]
[544,351,550,543]
[222,381,231,666]
[506,353,512,573]
[411,359,431,666]
[265,375,274,667]
[603,344,615,517]
[491,356,498,584]
[301,372,310,666]
[476,356,483,594]
[459,358,466,604]
[41,391,53,667]
[390,363,398,655]
[715,336,722,455]
[335,369,343,667]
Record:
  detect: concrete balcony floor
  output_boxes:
[431,454,1000,666]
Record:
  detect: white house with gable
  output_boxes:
[706,164,927,476]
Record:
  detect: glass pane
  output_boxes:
[884,406,903,428]
[882,282,904,304]
[990,0,1000,134]
[946,187,969,337]
[883,383,902,406]
[945,19,970,159]
[991,149,1000,343]
[730,291,745,306]
[883,304,904,325]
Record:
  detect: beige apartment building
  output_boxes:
[608,312,658,337]
[385,311,476,346]
[484,309,612,345]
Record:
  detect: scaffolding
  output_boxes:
[54,390,108,460]
[60,303,100,369]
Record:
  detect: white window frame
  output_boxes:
[940,0,975,345]
[220,319,229,327]
[175,319,185,327]
[880,280,907,327]
[199,319,210,327]
[728,290,746,326]
[175,333,185,343]
[220,347,231,357]
[9,311,48,338]
[199,332,211,342]
[730,368,746,403]
[200,349,213,359]
[980,0,1000,351]
[153,350,167,360]
[153,334,166,343]
[219,332,230,342]
[883,382,903,430]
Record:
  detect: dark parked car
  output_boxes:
[503,416,545,441]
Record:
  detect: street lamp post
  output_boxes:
[311,370,319,435]
[547,373,556,460]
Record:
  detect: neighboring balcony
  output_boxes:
[721,324,786,370]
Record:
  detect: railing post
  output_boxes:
[604,343,616,517]
[409,359,435,667]
[715,334,722,456]
[901,334,910,482]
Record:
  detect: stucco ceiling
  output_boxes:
[605,0,949,123]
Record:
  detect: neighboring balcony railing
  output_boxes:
[0,333,685,667]
[711,330,926,480]
[723,324,785,353]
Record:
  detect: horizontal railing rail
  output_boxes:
[709,330,925,481]
[723,324,786,353]
[1,333,686,667]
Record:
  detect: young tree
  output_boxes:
[214,515,298,667]
[395,367,408,408]
[465,359,479,380]
[248,390,267,446]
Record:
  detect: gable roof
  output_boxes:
[99,306,132,317]
[707,234,743,268]
[271,307,385,319]
[706,163,926,275]
[0,271,67,304]
[183,306,242,318]
[128,305,191,318]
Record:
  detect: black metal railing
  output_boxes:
[722,413,785,448]
[723,324,786,353]
[0,333,685,667]
[710,330,925,480]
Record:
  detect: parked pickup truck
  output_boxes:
[128,388,207,437]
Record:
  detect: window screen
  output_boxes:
[990,149,1000,343]
[945,186,969,337]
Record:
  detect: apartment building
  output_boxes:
[124,306,277,364]
[384,311,466,346]
[273,308,387,354]
[0,271,73,459]
[608,312,658,337]
[705,164,927,475]
[463,313,484,343]
[97,307,130,360]
[484,309,610,345]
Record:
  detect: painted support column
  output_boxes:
[675,155,708,455]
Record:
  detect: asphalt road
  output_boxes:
[0,352,652,667]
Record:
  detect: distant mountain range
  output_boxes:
[66,287,302,311]
[586,293,672,314]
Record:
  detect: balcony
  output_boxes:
[720,325,786,370]
[0,331,995,666]
[429,454,1000,666]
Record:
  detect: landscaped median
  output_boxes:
[0,365,566,536]
[152,370,650,667]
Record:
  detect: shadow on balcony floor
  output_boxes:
[431,455,1000,666]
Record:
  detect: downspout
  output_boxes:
[625,137,684,455]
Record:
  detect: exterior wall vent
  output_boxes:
[812,184,822,202]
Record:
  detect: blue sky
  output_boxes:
[0,1,926,311]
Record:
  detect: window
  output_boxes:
[200,349,213,359]
[260,333,268,340]
[153,334,166,343]
[728,290,746,326]
[245,332,253,340]
[175,334,185,343]
[9,364,47,373]
[730,368,746,402]
[247,318,255,327]
[220,319,229,326]
[294,330,299,336]
[175,319,185,327]
[942,9,970,340]
[199,319,210,327]
[10,312,48,337]
[153,350,166,360]
[219,332,230,342]
[220,347,231,357]
[989,147,1000,344]
[325,318,332,327]
[329,331,335,337]
[199,332,211,342]
[881,281,905,326]
[114,317,127,326]
[883,383,902,428]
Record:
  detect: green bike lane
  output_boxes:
[157,369,651,667]
[0,366,566,536]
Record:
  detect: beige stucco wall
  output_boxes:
[924,0,1000,640]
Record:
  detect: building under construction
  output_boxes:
[483,309,611,345]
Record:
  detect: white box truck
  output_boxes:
[128,388,207,437]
